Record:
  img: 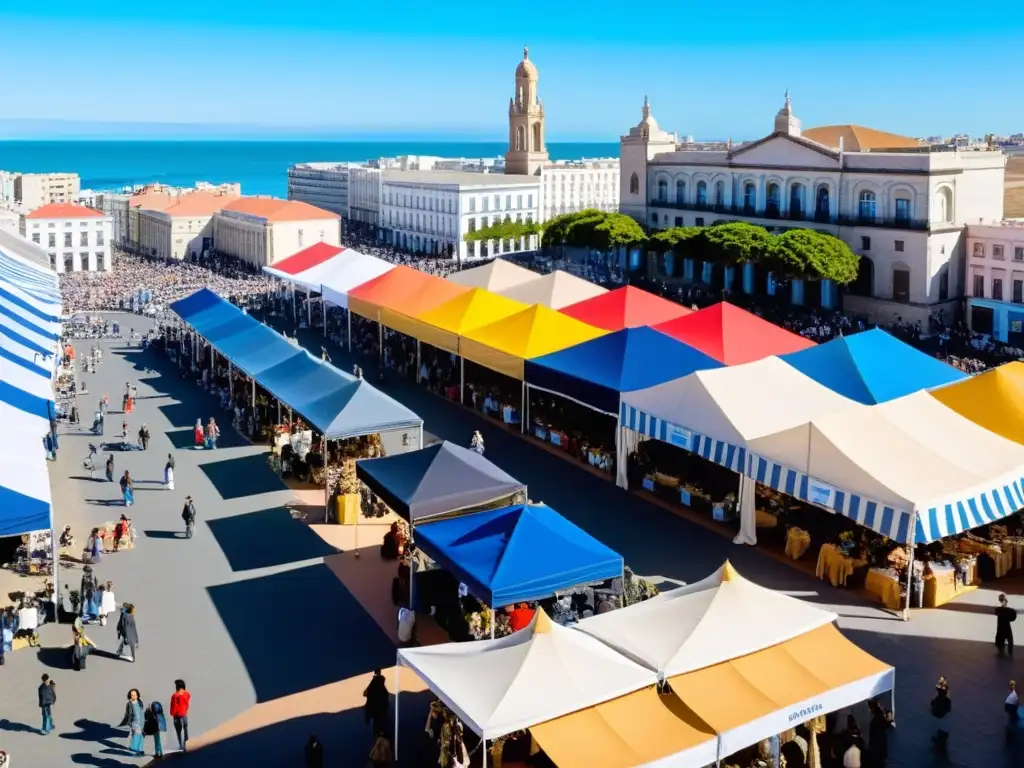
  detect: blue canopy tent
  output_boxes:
[780,328,967,404]
[525,327,723,414]
[413,503,623,615]
[357,441,526,523]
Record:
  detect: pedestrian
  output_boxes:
[996,593,1016,657]
[930,677,951,752]
[304,734,324,768]
[363,668,389,736]
[164,454,175,491]
[193,418,204,449]
[182,496,196,538]
[866,698,891,767]
[170,679,191,753]
[38,674,56,734]
[120,470,134,507]
[205,418,219,449]
[105,454,114,483]
[138,424,150,451]
[71,627,95,671]
[1006,680,1020,728]
[88,527,102,563]
[144,700,167,758]
[118,688,145,757]
[369,731,394,767]
[116,604,139,662]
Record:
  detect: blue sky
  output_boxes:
[0,2,1019,141]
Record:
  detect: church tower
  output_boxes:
[773,90,802,137]
[505,46,549,176]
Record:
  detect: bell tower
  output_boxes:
[505,46,549,176]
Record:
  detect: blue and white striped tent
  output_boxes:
[0,235,59,537]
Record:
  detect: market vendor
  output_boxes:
[507,602,535,632]
[381,522,407,560]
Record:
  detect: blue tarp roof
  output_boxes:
[524,327,723,414]
[171,289,421,439]
[780,328,968,404]
[357,441,525,523]
[413,503,623,607]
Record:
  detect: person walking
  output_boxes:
[205,418,220,449]
[105,454,114,483]
[996,594,1016,657]
[866,698,891,767]
[164,454,175,491]
[182,496,196,539]
[170,679,191,753]
[118,689,145,757]
[193,418,204,449]
[1006,680,1020,728]
[138,424,150,451]
[144,700,167,758]
[369,731,394,767]
[38,674,56,735]
[120,471,134,507]
[116,604,139,662]
[363,668,389,737]
[930,677,951,752]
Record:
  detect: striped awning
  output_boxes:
[620,402,747,474]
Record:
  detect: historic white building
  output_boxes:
[213,197,340,268]
[21,202,111,273]
[964,220,1024,343]
[136,192,241,261]
[381,170,540,263]
[620,94,1007,322]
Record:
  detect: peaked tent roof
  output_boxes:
[496,270,608,309]
[460,304,607,380]
[356,441,525,523]
[559,286,692,331]
[263,241,342,278]
[446,258,539,292]
[413,503,623,607]
[576,562,837,679]
[781,328,967,403]
[930,362,1024,444]
[317,251,396,310]
[654,302,814,365]
[525,327,723,414]
[408,289,530,354]
[349,265,469,322]
[398,609,659,740]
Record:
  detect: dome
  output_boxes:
[516,46,538,80]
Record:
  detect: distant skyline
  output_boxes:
[0,3,1020,141]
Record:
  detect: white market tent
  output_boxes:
[395,609,659,741]
[752,390,1024,544]
[319,252,396,310]
[618,357,862,543]
[495,270,608,309]
[446,258,539,292]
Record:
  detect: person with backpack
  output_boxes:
[182,497,196,539]
[996,593,1017,657]
[38,674,56,734]
[143,700,168,758]
[930,677,952,752]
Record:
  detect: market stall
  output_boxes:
[653,302,814,365]
[780,328,967,404]
[445,257,539,291]
[494,269,608,309]
[929,361,1024,443]
[558,285,692,331]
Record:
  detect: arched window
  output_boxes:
[657,179,668,203]
[714,181,725,208]
[858,190,877,221]
[894,196,911,225]
[789,183,805,219]
[815,185,830,221]
[532,123,541,152]
[515,126,525,152]
[675,179,686,204]
[932,188,953,223]
[766,183,781,217]
[743,183,756,213]
[629,173,639,195]
[696,181,708,206]
[849,255,874,297]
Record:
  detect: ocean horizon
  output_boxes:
[0,140,620,198]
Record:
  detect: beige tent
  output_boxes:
[496,270,608,309]
[446,258,540,291]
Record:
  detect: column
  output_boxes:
[791,278,804,306]
[683,258,694,281]
[723,265,734,292]
[701,261,713,284]
[821,279,836,309]
[766,271,776,297]
[742,262,755,294]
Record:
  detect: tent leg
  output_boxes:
[228,361,234,401]
[890,668,896,726]
[251,378,255,408]
[771,734,780,768]
[51,521,60,624]
[324,438,330,524]
[409,559,415,613]
[459,357,465,405]
[378,322,383,361]
[621,562,627,607]
[902,513,918,621]
[521,383,528,434]
[418,424,423,450]
[323,300,327,337]
[490,604,496,640]
[209,343,214,369]
[416,341,421,383]
[347,310,352,352]
[483,738,488,768]
[307,293,312,328]
[292,285,297,324]
[394,661,400,759]
[278,400,281,425]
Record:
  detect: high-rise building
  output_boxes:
[15,172,81,210]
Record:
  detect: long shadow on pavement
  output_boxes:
[207,562,393,703]
[207,507,339,571]
[199,453,284,500]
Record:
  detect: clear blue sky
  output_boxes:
[0,1,1018,141]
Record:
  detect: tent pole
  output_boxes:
[323,298,327,337]
[621,562,627,607]
[307,292,312,328]
[278,400,281,425]
[890,668,897,726]
[228,361,234,402]
[251,378,255,409]
[902,512,918,621]
[490,603,496,640]
[292,284,297,325]
[460,357,465,405]
[416,341,421,383]
[521,383,528,434]
[51,518,60,624]
[483,738,488,768]
[324,438,330,524]
[418,424,423,450]
[347,309,352,352]
[393,659,400,760]
[409,552,415,612]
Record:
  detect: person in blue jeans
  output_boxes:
[119,688,145,756]
[144,700,167,757]
[38,674,56,734]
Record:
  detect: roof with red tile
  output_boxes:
[221,197,340,222]
[129,192,177,212]
[25,202,104,219]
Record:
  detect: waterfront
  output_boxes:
[0,140,619,197]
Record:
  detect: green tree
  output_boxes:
[701,221,774,265]
[648,227,705,260]
[591,213,647,252]
[768,229,859,283]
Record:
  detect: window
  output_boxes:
[895,197,911,223]
[49,254,56,270]
[80,231,88,246]
[743,183,756,213]
[994,244,1005,260]
[861,236,871,251]
[482,197,489,212]
[629,173,639,195]
[789,184,805,218]
[895,240,904,252]
[63,253,73,272]
[469,197,476,213]
[1016,247,1024,262]
[695,217,704,227]
[893,269,910,302]
[766,183,781,217]
[651,213,659,225]
[714,181,725,207]
[657,179,668,203]
[674,217,683,227]
[63,232,72,248]
[517,194,522,208]
[1014,280,1023,304]
[80,253,89,271]
[493,194,500,209]
[696,181,708,206]
[858,191,877,221]
[31,233,39,244]
[993,278,1004,301]
[675,180,686,204]
[527,194,534,208]
[973,242,985,258]
[973,274,985,298]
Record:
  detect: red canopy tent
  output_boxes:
[558,286,692,331]
[264,241,343,278]
[652,302,814,365]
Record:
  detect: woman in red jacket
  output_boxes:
[169,679,191,752]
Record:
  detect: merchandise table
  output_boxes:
[865,568,901,610]
[815,544,866,587]
[785,528,811,560]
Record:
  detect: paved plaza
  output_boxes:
[0,311,1021,766]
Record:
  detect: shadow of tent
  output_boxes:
[157,401,202,430]
[207,507,339,572]
[206,563,394,702]
[199,453,284,500]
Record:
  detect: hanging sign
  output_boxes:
[666,424,693,452]
[806,478,836,508]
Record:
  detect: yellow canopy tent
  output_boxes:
[460,305,608,380]
[407,288,530,354]
[930,361,1024,444]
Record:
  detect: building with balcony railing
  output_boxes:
[620,93,1007,323]
[964,220,1024,343]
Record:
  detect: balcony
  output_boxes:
[836,215,928,231]
[650,199,931,231]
